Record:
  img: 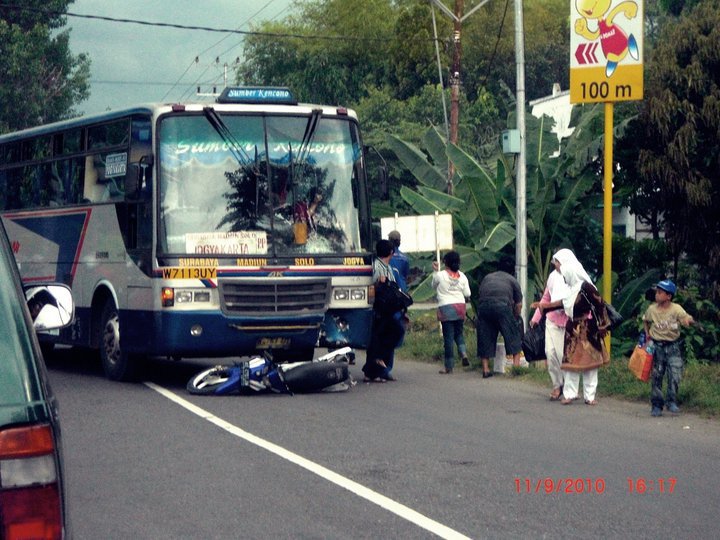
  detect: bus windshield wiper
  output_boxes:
[290,108,322,186]
[202,106,254,167]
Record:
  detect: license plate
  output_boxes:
[255,337,291,349]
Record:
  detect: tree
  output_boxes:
[238,0,399,106]
[0,1,90,132]
[460,0,570,104]
[384,99,615,300]
[619,2,720,295]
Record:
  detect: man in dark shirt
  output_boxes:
[476,266,523,378]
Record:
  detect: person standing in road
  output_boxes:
[388,230,409,292]
[530,258,569,400]
[531,249,609,406]
[476,259,523,378]
[388,230,410,348]
[362,239,404,382]
[432,251,471,374]
[643,279,695,417]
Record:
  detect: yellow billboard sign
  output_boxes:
[569,0,644,104]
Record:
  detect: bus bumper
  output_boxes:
[122,310,324,357]
[319,308,372,350]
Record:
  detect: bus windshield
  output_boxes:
[158,112,363,257]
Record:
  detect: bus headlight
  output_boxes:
[333,288,366,302]
[162,288,212,307]
[350,288,366,301]
[176,291,193,303]
[334,288,349,301]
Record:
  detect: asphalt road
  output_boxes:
[46,348,720,539]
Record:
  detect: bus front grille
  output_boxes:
[219,277,331,316]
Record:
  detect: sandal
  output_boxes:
[560,398,573,405]
[439,369,452,374]
[585,399,598,406]
[549,389,562,401]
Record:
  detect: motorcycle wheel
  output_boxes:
[281,361,349,393]
[187,366,232,395]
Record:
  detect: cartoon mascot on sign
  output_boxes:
[574,0,639,77]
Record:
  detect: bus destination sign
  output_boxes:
[217,87,297,105]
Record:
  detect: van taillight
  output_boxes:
[0,424,62,540]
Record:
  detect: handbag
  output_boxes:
[521,317,546,362]
[628,345,653,382]
[374,279,413,315]
[605,302,624,331]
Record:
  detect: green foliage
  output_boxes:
[0,3,90,132]
[619,2,720,296]
[386,99,615,305]
[673,287,720,363]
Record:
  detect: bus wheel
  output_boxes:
[99,301,136,381]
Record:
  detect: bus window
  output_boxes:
[54,129,83,156]
[88,119,130,150]
[82,153,125,203]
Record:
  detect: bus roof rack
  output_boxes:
[216,87,297,105]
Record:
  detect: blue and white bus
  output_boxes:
[0,87,375,379]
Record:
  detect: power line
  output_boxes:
[0,4,417,43]
[172,0,279,99]
[92,80,185,87]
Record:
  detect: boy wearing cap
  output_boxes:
[643,280,694,417]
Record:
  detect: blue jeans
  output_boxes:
[441,319,467,371]
[651,340,683,408]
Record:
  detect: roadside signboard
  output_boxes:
[570,0,643,103]
[380,214,453,254]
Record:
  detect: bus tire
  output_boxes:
[99,300,137,381]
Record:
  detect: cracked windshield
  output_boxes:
[158,113,363,257]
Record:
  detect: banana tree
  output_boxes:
[386,102,634,304]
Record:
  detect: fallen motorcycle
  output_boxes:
[186,347,355,396]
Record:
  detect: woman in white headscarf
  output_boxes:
[531,249,609,405]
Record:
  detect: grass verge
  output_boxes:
[398,309,720,418]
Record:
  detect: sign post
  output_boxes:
[569,0,643,355]
[569,0,644,293]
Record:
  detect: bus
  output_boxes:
[0,87,376,380]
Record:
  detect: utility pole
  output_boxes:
[429,0,527,318]
[514,0,528,326]
[429,0,489,194]
[448,0,464,180]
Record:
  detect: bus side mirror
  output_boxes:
[138,155,154,195]
[378,164,388,200]
[364,145,389,200]
[127,155,154,199]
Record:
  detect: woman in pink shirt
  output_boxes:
[530,259,569,400]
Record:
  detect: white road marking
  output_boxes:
[145,382,472,540]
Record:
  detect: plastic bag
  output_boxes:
[628,346,653,382]
[521,318,546,362]
[605,302,624,331]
